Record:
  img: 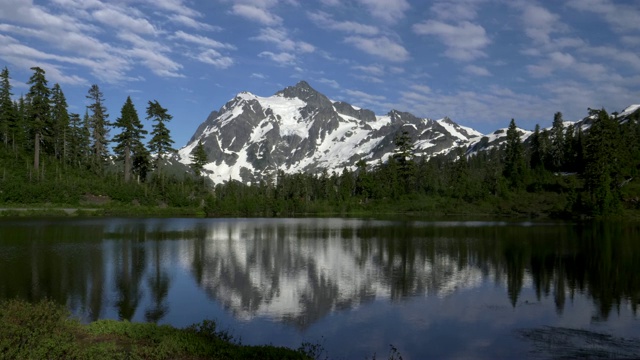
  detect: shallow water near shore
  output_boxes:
[1,217,638,359]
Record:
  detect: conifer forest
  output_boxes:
[1,66,639,218]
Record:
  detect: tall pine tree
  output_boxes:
[529,124,544,170]
[392,130,415,193]
[86,84,110,172]
[503,119,527,189]
[146,100,175,167]
[26,67,51,175]
[190,139,208,177]
[548,112,565,171]
[583,109,621,214]
[67,113,84,167]
[113,96,147,183]
[0,67,16,148]
[50,83,70,161]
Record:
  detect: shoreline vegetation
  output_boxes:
[0,190,638,220]
[0,299,409,360]
[0,299,314,360]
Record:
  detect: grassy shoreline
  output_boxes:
[1,193,638,219]
[0,299,311,360]
[0,204,206,217]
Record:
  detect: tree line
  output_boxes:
[1,65,638,217]
[207,109,639,218]
[0,66,208,208]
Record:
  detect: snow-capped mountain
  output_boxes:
[178,81,483,184]
[178,81,639,184]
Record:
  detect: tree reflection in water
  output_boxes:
[0,218,638,327]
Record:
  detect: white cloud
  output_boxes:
[520,3,562,44]
[0,38,90,85]
[584,46,640,70]
[463,65,491,76]
[92,6,156,35]
[317,78,340,88]
[342,88,388,109]
[548,52,575,67]
[231,4,282,25]
[0,0,218,82]
[307,11,379,35]
[356,0,410,24]
[297,41,315,53]
[413,20,489,61]
[117,32,183,77]
[126,47,183,78]
[566,0,640,33]
[173,31,235,50]
[252,27,314,53]
[431,0,483,21]
[410,84,431,94]
[0,25,130,83]
[319,0,340,5]
[196,49,233,69]
[352,64,385,76]
[258,51,296,65]
[344,36,409,62]
[398,84,549,130]
[526,51,576,78]
[169,14,218,31]
[354,75,383,83]
[251,73,267,79]
[145,0,202,18]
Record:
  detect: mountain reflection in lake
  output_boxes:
[0,218,639,359]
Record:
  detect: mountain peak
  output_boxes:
[294,80,312,90]
[178,81,519,185]
[275,80,332,109]
[276,80,317,97]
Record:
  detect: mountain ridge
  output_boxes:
[177,81,638,184]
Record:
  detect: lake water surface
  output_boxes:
[1,218,639,359]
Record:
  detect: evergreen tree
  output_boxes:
[146,100,175,167]
[338,167,355,201]
[15,96,28,154]
[86,84,110,171]
[449,147,471,199]
[583,109,621,214]
[80,110,92,167]
[392,130,415,192]
[113,96,147,183]
[574,126,586,173]
[617,110,639,180]
[190,139,208,177]
[355,159,374,200]
[503,119,527,189]
[132,141,151,183]
[50,83,70,161]
[26,66,51,175]
[529,124,544,170]
[549,112,565,171]
[0,67,16,148]
[563,124,577,172]
[67,113,82,167]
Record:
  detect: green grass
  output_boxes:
[0,299,311,360]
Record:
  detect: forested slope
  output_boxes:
[1,66,639,218]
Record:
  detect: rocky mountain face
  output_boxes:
[178,81,483,184]
[177,81,639,184]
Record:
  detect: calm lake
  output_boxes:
[1,217,639,359]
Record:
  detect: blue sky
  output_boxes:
[1,0,639,147]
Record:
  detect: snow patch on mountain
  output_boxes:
[178,81,636,185]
